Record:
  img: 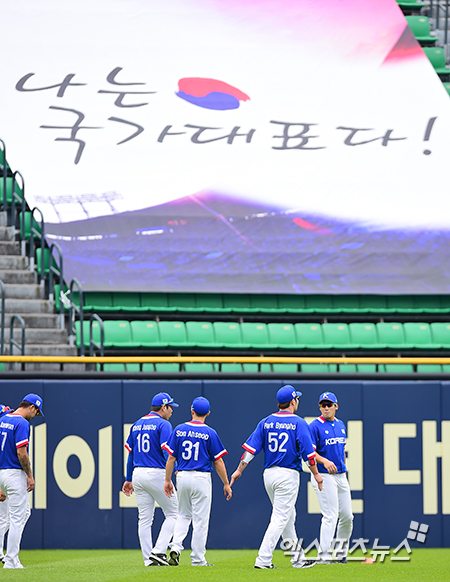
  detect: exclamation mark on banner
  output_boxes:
[423,117,437,155]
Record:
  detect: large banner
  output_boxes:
[1,1,450,292]
[0,379,448,550]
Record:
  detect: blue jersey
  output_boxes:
[309,415,347,474]
[125,412,172,470]
[163,420,227,472]
[242,411,316,471]
[0,413,30,470]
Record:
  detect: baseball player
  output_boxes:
[309,391,353,563]
[163,396,232,567]
[230,385,323,569]
[0,394,43,569]
[0,404,12,563]
[122,392,179,567]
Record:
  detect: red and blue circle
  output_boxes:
[176,77,250,110]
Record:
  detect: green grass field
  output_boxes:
[2,549,448,582]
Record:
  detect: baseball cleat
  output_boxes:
[149,553,169,566]
[293,560,316,568]
[254,564,278,569]
[336,557,347,564]
[168,550,180,566]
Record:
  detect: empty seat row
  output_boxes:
[96,363,450,373]
[75,320,450,349]
[62,289,450,314]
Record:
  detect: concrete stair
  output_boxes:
[0,215,77,368]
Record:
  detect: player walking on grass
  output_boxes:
[122,392,179,567]
[230,385,323,570]
[163,397,232,567]
[0,404,12,563]
[0,394,43,569]
[309,391,353,564]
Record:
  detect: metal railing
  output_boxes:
[48,242,64,329]
[0,279,4,356]
[11,171,25,230]
[9,314,25,370]
[427,0,450,45]
[28,207,45,283]
[0,139,7,223]
[88,314,104,370]
[68,278,84,356]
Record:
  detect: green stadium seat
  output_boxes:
[322,323,355,349]
[168,293,197,312]
[249,294,281,313]
[378,364,414,373]
[430,322,450,348]
[0,176,23,204]
[295,323,330,349]
[140,293,173,311]
[304,296,334,313]
[112,292,145,312]
[184,363,218,372]
[101,363,140,372]
[74,320,101,348]
[272,363,298,373]
[417,364,442,373]
[357,364,377,373]
[267,323,298,349]
[83,292,116,311]
[186,321,221,348]
[36,248,60,278]
[243,363,259,372]
[212,322,249,349]
[358,295,388,313]
[277,295,306,312]
[405,16,437,45]
[403,322,436,349]
[376,323,413,349]
[385,296,415,313]
[331,296,361,313]
[158,321,191,347]
[423,47,450,76]
[223,294,252,312]
[339,364,357,373]
[443,365,450,373]
[220,363,243,372]
[195,293,224,312]
[19,212,42,240]
[260,363,272,372]
[349,323,383,349]
[439,296,450,311]
[103,321,134,348]
[130,321,164,347]
[396,0,425,10]
[155,363,180,372]
[413,296,443,313]
[241,323,272,349]
[301,364,337,373]
[142,363,155,372]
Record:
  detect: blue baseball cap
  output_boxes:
[23,393,44,416]
[151,392,179,407]
[277,385,302,404]
[318,391,338,405]
[191,397,210,415]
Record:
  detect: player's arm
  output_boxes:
[17,446,34,492]
[164,454,176,498]
[299,422,323,491]
[314,453,337,474]
[0,489,6,502]
[230,450,254,486]
[122,447,134,496]
[213,458,232,501]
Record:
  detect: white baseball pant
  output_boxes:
[0,495,9,559]
[256,467,306,568]
[311,472,353,561]
[132,467,178,566]
[170,471,212,566]
[0,469,31,568]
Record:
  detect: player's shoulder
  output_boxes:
[334,417,345,426]
[309,416,324,427]
[4,413,26,425]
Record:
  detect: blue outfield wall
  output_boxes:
[0,379,448,550]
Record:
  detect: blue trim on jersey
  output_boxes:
[243,411,316,471]
[309,415,347,473]
[0,414,30,470]
[164,421,227,472]
[125,412,173,470]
